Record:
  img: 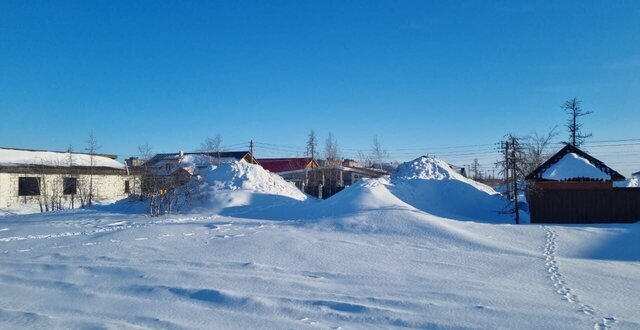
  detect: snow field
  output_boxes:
[0,157,639,329]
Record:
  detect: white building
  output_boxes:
[0,147,139,209]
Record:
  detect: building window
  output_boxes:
[124,180,130,194]
[63,177,77,195]
[18,177,40,196]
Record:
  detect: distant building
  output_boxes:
[141,151,258,193]
[342,159,360,168]
[525,144,639,224]
[125,157,146,167]
[0,147,138,209]
[258,157,388,199]
[257,158,319,189]
[309,162,388,199]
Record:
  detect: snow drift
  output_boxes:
[183,160,309,219]
[389,157,513,223]
[317,156,512,224]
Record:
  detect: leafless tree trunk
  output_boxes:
[562,98,592,147]
[306,130,317,160]
[200,134,223,164]
[85,131,100,207]
[523,126,558,175]
[471,158,481,180]
[371,135,388,169]
[324,132,339,165]
[67,145,76,209]
[357,151,371,168]
[498,134,527,224]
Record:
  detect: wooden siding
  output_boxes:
[527,188,640,224]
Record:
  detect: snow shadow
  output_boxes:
[577,223,640,262]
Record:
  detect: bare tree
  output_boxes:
[523,126,558,175]
[324,132,339,164]
[370,135,389,169]
[138,142,153,161]
[66,145,76,209]
[498,134,527,224]
[305,130,318,160]
[85,131,100,206]
[471,158,481,180]
[200,134,223,163]
[357,150,371,168]
[137,142,154,201]
[562,98,592,147]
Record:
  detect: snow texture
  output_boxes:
[541,153,610,181]
[0,148,125,169]
[1,157,639,329]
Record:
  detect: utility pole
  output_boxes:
[502,140,510,199]
[510,136,520,225]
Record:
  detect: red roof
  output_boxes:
[257,158,317,173]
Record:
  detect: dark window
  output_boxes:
[124,180,130,194]
[18,177,40,196]
[63,177,77,195]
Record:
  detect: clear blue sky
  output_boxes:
[1,1,639,175]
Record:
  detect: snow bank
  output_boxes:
[184,161,308,218]
[0,148,124,169]
[311,157,512,225]
[389,157,513,223]
[541,152,610,181]
[393,156,499,194]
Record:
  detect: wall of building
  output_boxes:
[527,188,640,223]
[0,172,140,208]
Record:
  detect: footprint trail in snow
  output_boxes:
[543,226,616,330]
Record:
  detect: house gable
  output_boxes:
[525,144,625,182]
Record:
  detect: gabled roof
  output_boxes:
[147,151,257,165]
[257,158,318,173]
[525,144,625,181]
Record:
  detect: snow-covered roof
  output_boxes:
[150,154,238,176]
[525,144,625,182]
[541,153,610,181]
[0,148,125,170]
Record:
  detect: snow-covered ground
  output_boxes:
[1,158,639,329]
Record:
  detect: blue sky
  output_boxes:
[1,1,639,175]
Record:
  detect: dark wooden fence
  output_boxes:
[527,188,640,224]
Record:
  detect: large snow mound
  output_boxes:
[316,157,513,224]
[185,161,308,218]
[0,148,125,169]
[393,156,499,194]
[542,153,610,181]
[200,161,306,200]
[390,157,513,223]
[315,177,416,216]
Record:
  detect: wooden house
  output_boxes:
[525,144,639,223]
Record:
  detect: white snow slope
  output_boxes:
[1,158,639,329]
[181,161,310,219]
[388,157,515,223]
